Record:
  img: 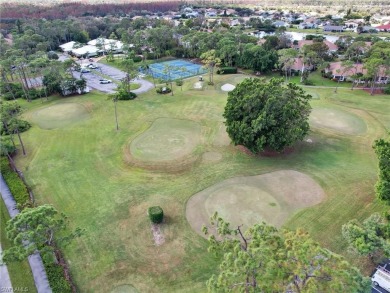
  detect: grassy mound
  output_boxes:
[30,103,89,129]
[186,170,325,235]
[110,284,139,293]
[309,107,367,135]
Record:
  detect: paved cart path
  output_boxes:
[0,175,52,293]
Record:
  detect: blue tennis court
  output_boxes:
[142,60,207,81]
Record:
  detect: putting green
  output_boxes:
[130,118,201,162]
[30,103,89,129]
[186,170,325,235]
[309,107,367,135]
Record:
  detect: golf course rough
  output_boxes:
[128,118,202,170]
[30,103,90,130]
[309,107,367,135]
[186,170,325,235]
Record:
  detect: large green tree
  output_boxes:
[373,136,390,203]
[3,204,83,263]
[342,213,390,262]
[223,78,311,153]
[203,213,370,293]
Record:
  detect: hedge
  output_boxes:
[216,67,237,74]
[148,206,164,223]
[133,56,142,63]
[43,258,71,293]
[0,157,30,207]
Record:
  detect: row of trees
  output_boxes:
[203,213,371,292]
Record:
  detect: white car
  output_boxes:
[99,79,112,84]
[87,64,98,69]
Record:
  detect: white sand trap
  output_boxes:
[221,84,236,92]
[186,170,325,236]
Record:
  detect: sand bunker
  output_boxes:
[30,103,89,129]
[129,118,201,163]
[193,82,203,89]
[186,170,325,235]
[309,107,367,135]
[221,84,236,92]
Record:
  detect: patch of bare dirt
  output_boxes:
[151,223,165,246]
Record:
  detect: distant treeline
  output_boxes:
[0,1,181,19]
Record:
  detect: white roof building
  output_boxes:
[59,41,76,52]
[72,45,99,57]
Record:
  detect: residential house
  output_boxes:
[292,40,338,53]
[325,61,389,83]
[290,58,314,72]
[273,20,288,27]
[299,22,317,29]
[375,23,390,31]
[356,26,378,33]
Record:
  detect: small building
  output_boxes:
[323,25,344,32]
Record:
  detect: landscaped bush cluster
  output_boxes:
[0,158,30,207]
[384,85,390,95]
[133,56,142,63]
[43,258,72,293]
[145,52,156,60]
[1,82,48,101]
[148,206,164,223]
[156,86,171,94]
[0,120,31,136]
[216,67,237,74]
[116,91,137,100]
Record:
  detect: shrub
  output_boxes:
[302,79,315,86]
[43,258,71,293]
[145,52,156,60]
[384,85,390,95]
[148,206,164,223]
[216,67,237,74]
[133,56,142,63]
[116,92,137,100]
[175,80,183,86]
[0,157,30,207]
[156,86,171,94]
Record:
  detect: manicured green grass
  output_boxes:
[0,199,37,293]
[14,74,390,292]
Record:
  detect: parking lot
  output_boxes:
[75,61,153,94]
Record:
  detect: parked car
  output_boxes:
[80,68,91,73]
[99,79,112,84]
[87,64,98,69]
